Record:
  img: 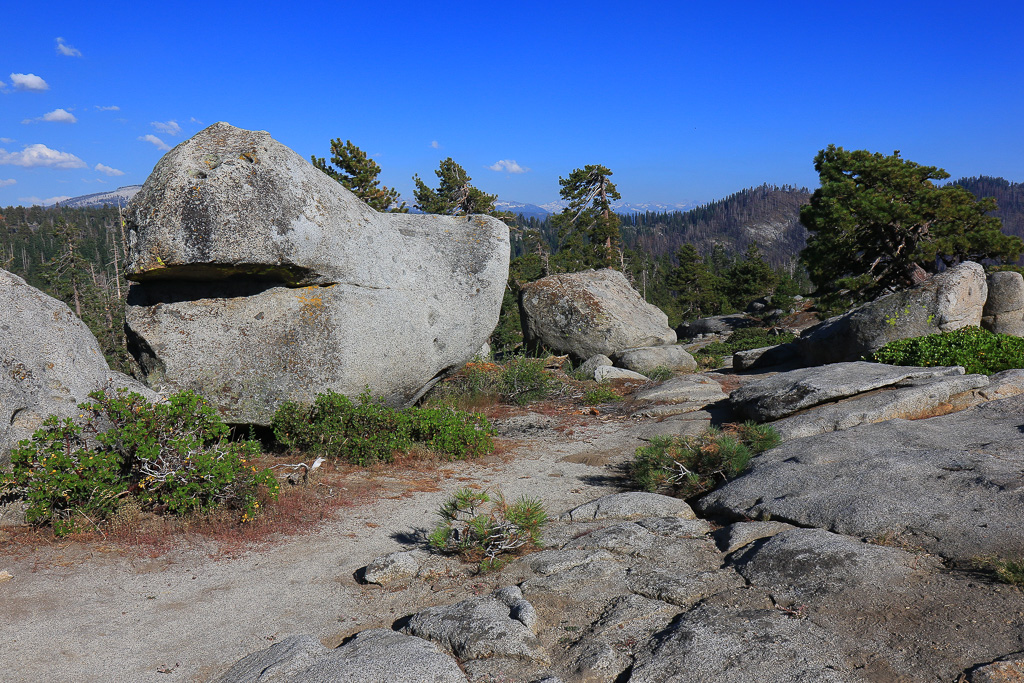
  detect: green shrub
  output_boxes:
[499,355,559,405]
[0,389,277,535]
[871,326,1024,375]
[582,386,621,405]
[421,361,502,410]
[428,487,547,571]
[271,390,494,465]
[645,365,674,382]
[629,422,779,499]
[992,558,1024,586]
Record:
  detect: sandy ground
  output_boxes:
[0,413,648,683]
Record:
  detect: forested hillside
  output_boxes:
[952,176,1024,243]
[0,204,131,371]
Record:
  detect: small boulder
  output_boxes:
[362,550,421,586]
[615,345,696,374]
[982,270,1024,336]
[400,586,548,663]
[594,365,647,382]
[577,354,613,380]
[519,269,675,360]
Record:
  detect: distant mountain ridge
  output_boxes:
[58,185,142,209]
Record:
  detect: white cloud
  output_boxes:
[189,117,202,124]
[0,178,16,187]
[151,120,181,136]
[95,163,124,176]
[139,134,171,151]
[95,105,120,111]
[23,108,78,124]
[488,159,529,174]
[431,140,440,149]
[55,37,82,57]
[0,143,86,168]
[0,138,13,143]
[0,79,5,90]
[10,73,49,91]
[19,195,71,206]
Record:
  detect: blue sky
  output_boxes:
[1,0,1022,208]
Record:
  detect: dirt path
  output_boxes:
[0,413,648,683]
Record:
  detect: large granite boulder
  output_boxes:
[982,270,1024,336]
[519,268,675,359]
[796,261,987,366]
[124,123,509,423]
[0,270,157,466]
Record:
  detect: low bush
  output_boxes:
[271,390,494,465]
[499,355,560,405]
[0,389,277,536]
[421,361,502,411]
[870,326,1024,375]
[693,328,795,369]
[645,365,674,382]
[582,385,621,405]
[630,422,780,499]
[428,487,547,571]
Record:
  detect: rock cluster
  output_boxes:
[124,122,509,423]
[221,486,1024,682]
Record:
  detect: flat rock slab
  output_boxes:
[730,528,938,602]
[628,604,856,682]
[699,394,1024,563]
[560,492,696,522]
[729,361,965,422]
[215,631,467,683]
[632,375,728,418]
[772,372,989,440]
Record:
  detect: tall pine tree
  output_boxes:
[312,139,407,212]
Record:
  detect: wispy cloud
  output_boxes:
[23,108,78,124]
[95,163,124,176]
[0,179,16,187]
[488,159,529,174]
[0,138,13,144]
[151,120,181,136]
[0,143,86,168]
[189,117,203,125]
[95,105,120,111]
[139,134,170,151]
[10,73,49,92]
[19,195,71,206]
[431,140,440,149]
[0,79,5,90]
[55,37,82,57]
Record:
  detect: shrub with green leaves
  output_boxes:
[499,355,560,405]
[630,422,780,499]
[428,487,547,571]
[0,389,277,536]
[271,390,494,465]
[582,386,621,405]
[870,326,1024,375]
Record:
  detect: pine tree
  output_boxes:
[800,145,1023,305]
[312,139,407,213]
[551,164,622,270]
[412,158,497,216]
